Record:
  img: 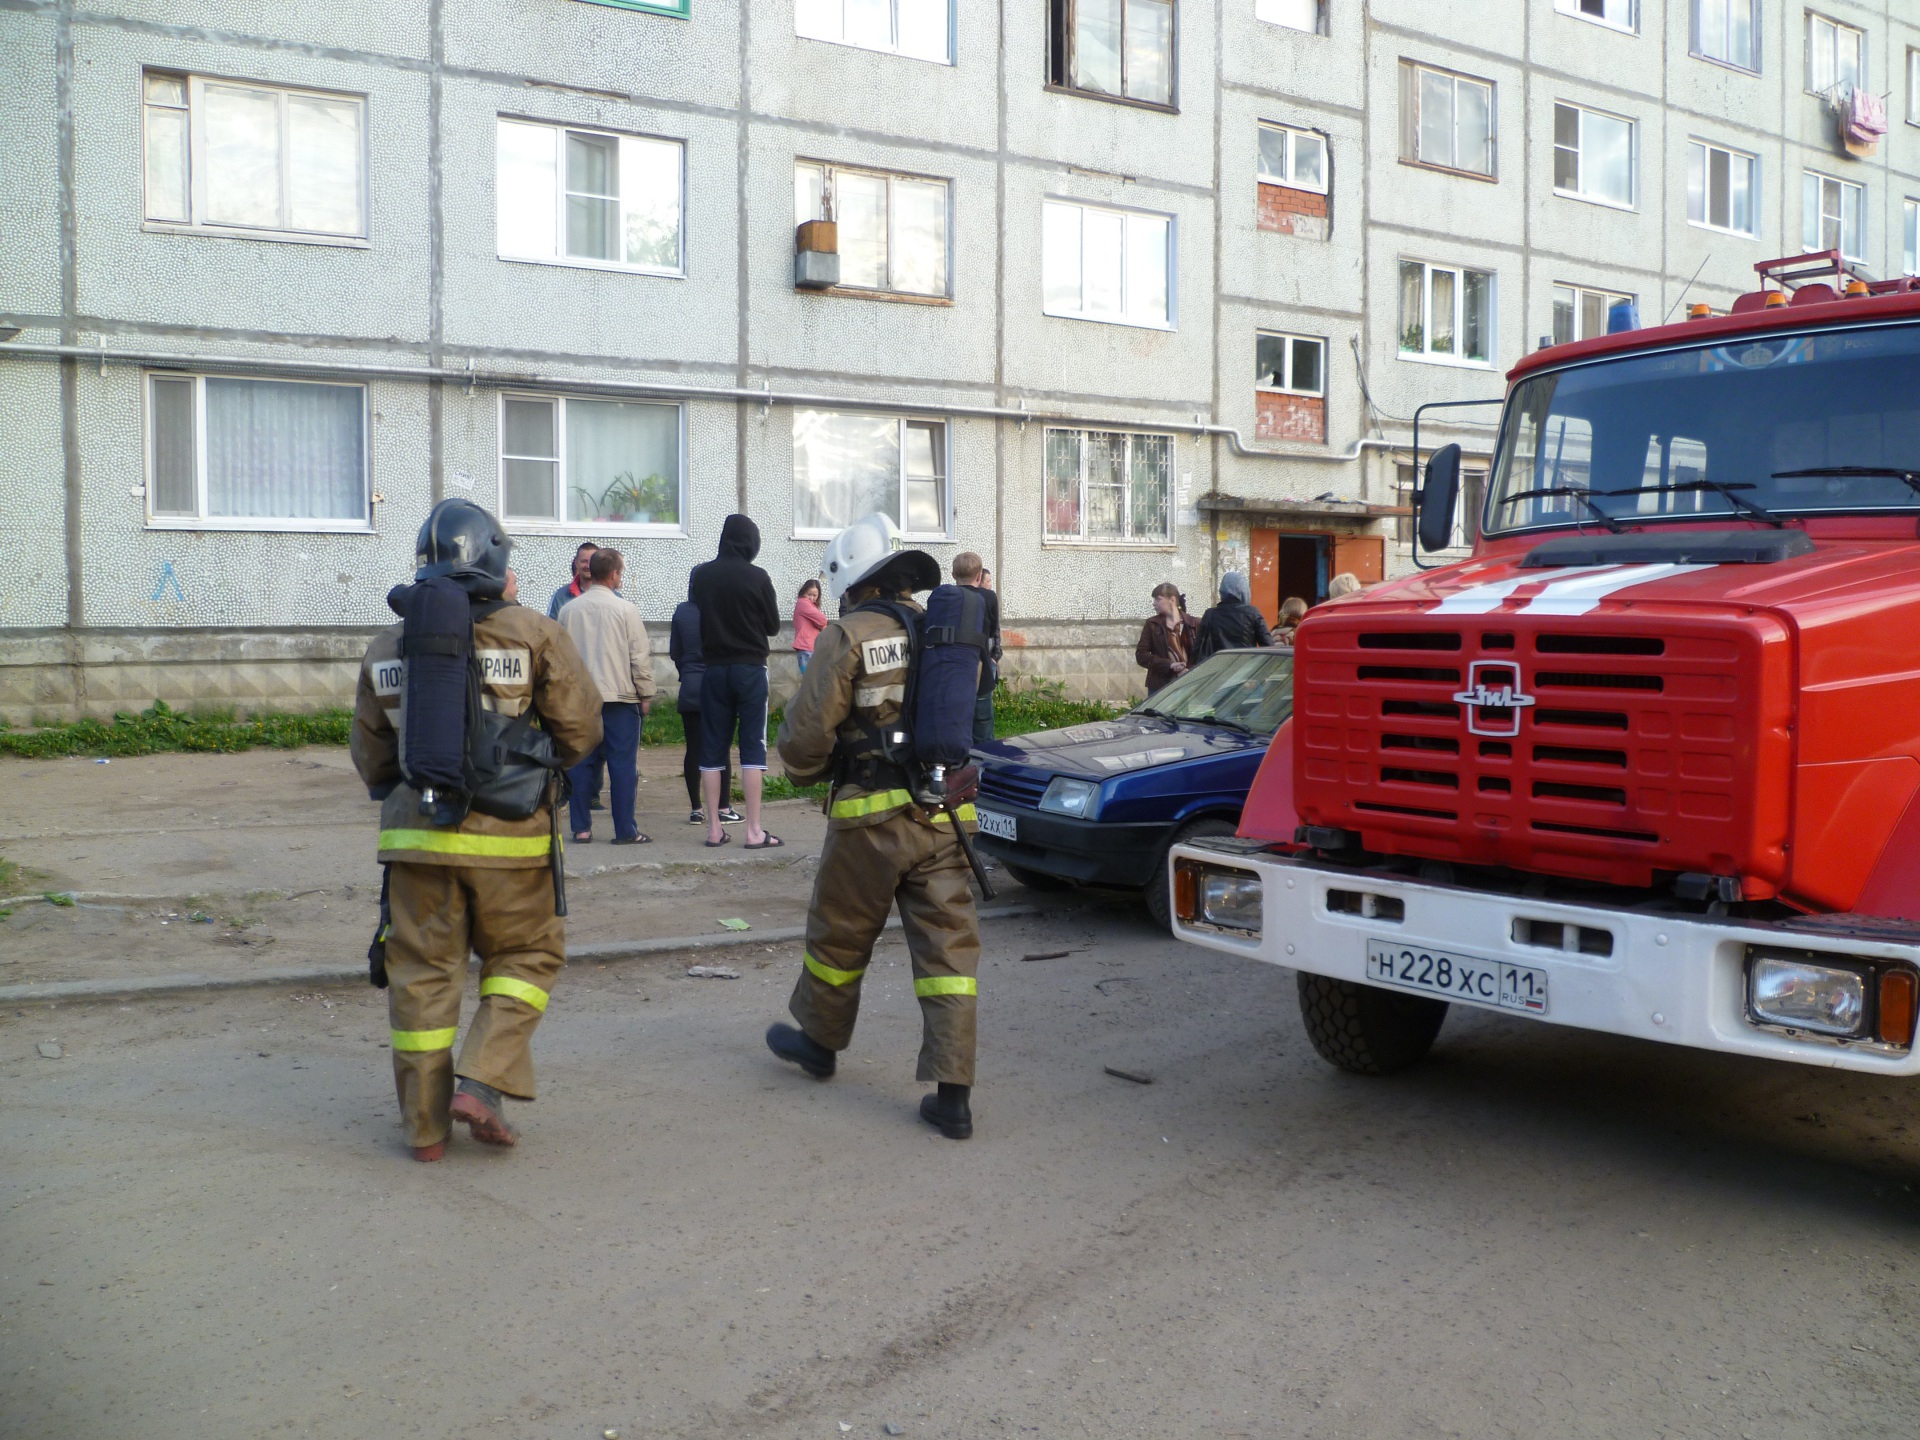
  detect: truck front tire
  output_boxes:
[1296,973,1447,1075]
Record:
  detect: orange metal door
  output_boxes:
[1250,528,1280,625]
[1332,534,1384,585]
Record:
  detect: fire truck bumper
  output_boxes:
[1168,841,1920,1076]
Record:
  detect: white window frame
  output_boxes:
[1553,101,1637,210]
[1042,428,1176,547]
[1908,48,1920,125]
[1397,259,1497,368]
[1690,0,1758,72]
[1686,139,1759,236]
[1256,122,1329,195]
[790,412,952,542]
[142,71,369,245]
[1551,283,1635,345]
[494,117,686,278]
[496,392,688,537]
[1040,198,1176,330]
[1254,0,1324,35]
[1400,61,1496,179]
[1903,198,1918,277]
[1805,12,1863,97]
[1802,169,1865,260]
[794,160,953,298]
[142,371,372,533]
[1555,0,1637,36]
[794,0,953,65]
[1255,332,1326,398]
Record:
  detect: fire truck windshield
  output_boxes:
[1486,320,1920,535]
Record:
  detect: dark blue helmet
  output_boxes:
[414,498,511,598]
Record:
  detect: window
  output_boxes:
[1806,13,1862,95]
[142,72,365,240]
[1551,284,1634,345]
[1692,0,1756,70]
[1802,170,1864,259]
[1553,103,1635,208]
[1256,123,1327,193]
[1043,429,1173,545]
[1904,199,1917,276]
[1255,0,1324,34]
[794,162,949,297]
[795,0,950,63]
[1398,260,1494,365]
[1256,333,1324,396]
[1041,200,1173,328]
[495,118,683,275]
[575,0,690,14]
[1555,0,1635,33]
[1398,62,1494,178]
[792,412,947,538]
[1686,140,1757,235]
[1047,0,1175,108]
[1909,49,1919,124]
[500,394,683,531]
[146,373,367,529]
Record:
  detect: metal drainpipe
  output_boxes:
[0,341,1409,464]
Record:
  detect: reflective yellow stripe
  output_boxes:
[804,953,866,987]
[378,828,552,858]
[390,1026,457,1052]
[479,976,550,1013]
[829,788,914,819]
[931,804,978,825]
[914,975,978,998]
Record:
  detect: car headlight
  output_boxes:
[1038,777,1099,819]
[1199,871,1263,932]
[1748,950,1867,1038]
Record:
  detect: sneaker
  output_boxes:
[718,807,745,825]
[687,809,705,825]
[765,1022,836,1079]
[450,1078,518,1147]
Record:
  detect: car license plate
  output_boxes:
[1365,939,1548,1015]
[975,808,1017,842]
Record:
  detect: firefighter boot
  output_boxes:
[451,1077,519,1147]
[765,1022,837,1079]
[918,1082,973,1140]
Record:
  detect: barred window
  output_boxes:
[1044,428,1173,545]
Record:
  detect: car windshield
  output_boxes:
[1487,320,1920,534]
[1137,650,1293,735]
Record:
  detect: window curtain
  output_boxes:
[794,411,899,531]
[566,399,679,524]
[205,378,364,519]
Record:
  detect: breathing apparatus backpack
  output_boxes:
[855,583,994,804]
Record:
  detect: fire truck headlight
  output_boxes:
[1198,870,1263,933]
[1748,951,1868,1038]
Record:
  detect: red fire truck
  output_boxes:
[1170,254,1920,1077]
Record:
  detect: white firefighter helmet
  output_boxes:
[821,512,940,603]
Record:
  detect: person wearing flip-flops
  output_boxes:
[690,514,785,852]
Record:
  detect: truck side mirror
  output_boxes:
[1418,444,1462,554]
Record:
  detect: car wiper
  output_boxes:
[1495,485,1625,533]
[1772,466,1920,499]
[1198,715,1253,734]
[1597,480,1784,527]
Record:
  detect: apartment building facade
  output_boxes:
[3,0,1918,721]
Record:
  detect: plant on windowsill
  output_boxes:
[571,471,677,526]
[1399,324,1425,354]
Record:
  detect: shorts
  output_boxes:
[699,662,769,771]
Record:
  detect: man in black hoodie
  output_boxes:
[690,514,782,848]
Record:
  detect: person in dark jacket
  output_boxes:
[667,569,739,827]
[1193,571,1274,664]
[1135,581,1200,694]
[689,514,782,849]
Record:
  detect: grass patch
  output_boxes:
[0,700,352,759]
[991,676,1132,738]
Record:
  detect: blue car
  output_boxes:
[971,648,1295,926]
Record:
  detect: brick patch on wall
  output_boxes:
[1256,182,1329,241]
[1256,391,1327,445]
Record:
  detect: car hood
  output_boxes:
[975,714,1269,780]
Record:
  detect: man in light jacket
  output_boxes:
[558,548,655,845]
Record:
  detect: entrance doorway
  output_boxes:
[1249,528,1387,625]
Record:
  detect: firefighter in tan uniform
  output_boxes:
[351,499,601,1161]
[764,514,983,1139]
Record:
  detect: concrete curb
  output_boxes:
[0,901,1073,1006]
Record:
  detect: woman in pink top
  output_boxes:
[792,578,828,674]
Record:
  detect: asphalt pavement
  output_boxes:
[6,905,1919,1440]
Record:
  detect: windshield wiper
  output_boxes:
[1597,480,1784,528]
[1772,466,1920,500]
[1495,485,1625,533]
[1197,715,1253,734]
